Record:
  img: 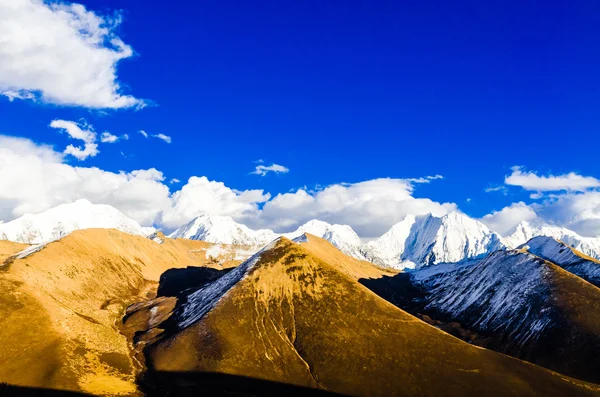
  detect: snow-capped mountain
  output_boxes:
[505,220,600,260]
[168,214,278,246]
[169,212,508,269]
[0,199,154,244]
[366,212,506,269]
[284,219,366,260]
[170,216,368,261]
[521,236,600,287]
[364,215,417,268]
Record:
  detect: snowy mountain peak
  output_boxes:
[401,211,506,268]
[284,219,365,259]
[168,214,278,246]
[505,220,600,260]
[0,200,152,244]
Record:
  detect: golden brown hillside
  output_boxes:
[131,237,600,397]
[0,228,242,396]
[0,240,29,262]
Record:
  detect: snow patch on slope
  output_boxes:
[522,236,600,287]
[412,250,554,345]
[177,239,280,329]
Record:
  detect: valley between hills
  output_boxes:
[1,201,600,396]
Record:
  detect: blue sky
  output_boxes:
[2,0,600,238]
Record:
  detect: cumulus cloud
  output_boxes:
[139,130,148,138]
[160,177,270,229]
[100,131,128,143]
[100,132,118,143]
[0,0,144,109]
[480,202,539,235]
[0,135,169,224]
[0,136,456,238]
[49,119,99,160]
[258,178,456,238]
[505,166,600,192]
[535,192,600,237]
[251,163,290,176]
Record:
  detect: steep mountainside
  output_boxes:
[505,220,600,259]
[0,199,154,244]
[522,236,600,287]
[375,212,506,268]
[364,215,416,268]
[0,229,241,395]
[364,247,600,383]
[126,236,599,397]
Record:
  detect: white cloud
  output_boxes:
[160,177,270,229]
[2,90,35,102]
[100,132,118,143]
[49,119,99,160]
[485,185,507,194]
[481,192,600,238]
[535,192,600,237]
[100,131,128,143]
[153,133,172,143]
[139,130,148,138]
[480,202,539,236]
[406,174,444,183]
[0,0,144,109]
[505,166,600,192]
[0,135,169,224]
[0,136,457,238]
[258,178,455,238]
[169,178,180,184]
[251,163,290,176]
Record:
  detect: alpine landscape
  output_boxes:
[2,0,600,396]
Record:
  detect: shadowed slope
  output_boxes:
[363,247,600,383]
[0,229,239,395]
[131,237,600,397]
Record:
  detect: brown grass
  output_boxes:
[142,238,600,397]
[0,228,237,395]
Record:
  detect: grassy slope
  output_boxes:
[543,261,600,381]
[0,229,238,395]
[142,237,600,397]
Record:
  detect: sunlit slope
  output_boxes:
[0,228,233,395]
[135,237,600,397]
[523,236,600,287]
[0,240,28,262]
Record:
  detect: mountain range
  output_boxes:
[3,200,600,268]
[362,235,600,384]
[2,204,600,395]
[126,234,600,396]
